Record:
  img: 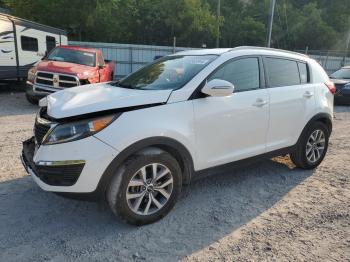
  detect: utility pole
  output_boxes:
[266,0,276,47]
[342,28,350,66]
[173,37,176,54]
[216,0,221,48]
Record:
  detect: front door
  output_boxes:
[193,57,269,170]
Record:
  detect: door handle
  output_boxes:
[303,91,313,98]
[252,98,268,107]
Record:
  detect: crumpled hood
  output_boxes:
[37,60,96,77]
[46,83,172,119]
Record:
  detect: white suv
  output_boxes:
[21,47,335,225]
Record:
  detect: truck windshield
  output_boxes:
[47,48,96,67]
[115,55,217,90]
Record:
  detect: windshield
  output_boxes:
[330,68,350,79]
[47,47,96,67]
[116,55,217,90]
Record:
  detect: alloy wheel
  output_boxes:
[305,129,326,163]
[126,163,174,215]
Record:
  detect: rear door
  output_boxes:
[193,56,269,170]
[263,57,315,151]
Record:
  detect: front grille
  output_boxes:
[37,72,53,79]
[59,75,75,81]
[35,71,79,89]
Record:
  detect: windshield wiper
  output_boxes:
[109,81,134,89]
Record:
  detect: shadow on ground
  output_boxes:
[0,158,313,262]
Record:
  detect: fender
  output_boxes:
[95,136,194,197]
[57,136,194,201]
[296,112,333,145]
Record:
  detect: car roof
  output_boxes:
[58,45,99,53]
[173,46,309,61]
[173,48,232,56]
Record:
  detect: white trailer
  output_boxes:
[0,13,67,80]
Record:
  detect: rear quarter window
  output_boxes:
[265,57,300,87]
[298,62,309,84]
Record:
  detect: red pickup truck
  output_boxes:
[26,46,115,104]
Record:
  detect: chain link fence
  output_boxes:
[295,50,350,74]
[69,41,349,77]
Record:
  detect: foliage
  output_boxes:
[1,0,349,50]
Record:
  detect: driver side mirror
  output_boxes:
[201,79,234,97]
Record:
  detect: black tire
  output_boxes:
[290,121,329,169]
[25,93,38,105]
[107,148,182,225]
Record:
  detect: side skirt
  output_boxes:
[192,146,295,181]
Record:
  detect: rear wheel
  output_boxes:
[290,122,329,169]
[107,149,182,225]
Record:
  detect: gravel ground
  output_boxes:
[0,91,349,262]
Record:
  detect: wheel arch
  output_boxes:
[96,136,195,198]
[309,113,333,134]
[298,113,333,144]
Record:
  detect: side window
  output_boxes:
[209,57,260,92]
[298,62,309,84]
[21,36,38,52]
[46,36,56,53]
[265,57,300,87]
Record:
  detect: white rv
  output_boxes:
[0,13,67,80]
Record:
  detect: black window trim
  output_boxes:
[262,55,311,88]
[20,35,38,52]
[297,61,310,84]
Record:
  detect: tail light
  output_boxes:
[325,81,336,94]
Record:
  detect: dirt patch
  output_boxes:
[0,92,349,261]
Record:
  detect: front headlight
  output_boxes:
[27,67,37,82]
[43,115,117,145]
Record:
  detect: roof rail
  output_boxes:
[231,46,309,57]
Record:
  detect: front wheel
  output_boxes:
[25,93,38,105]
[290,122,329,169]
[107,149,182,225]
